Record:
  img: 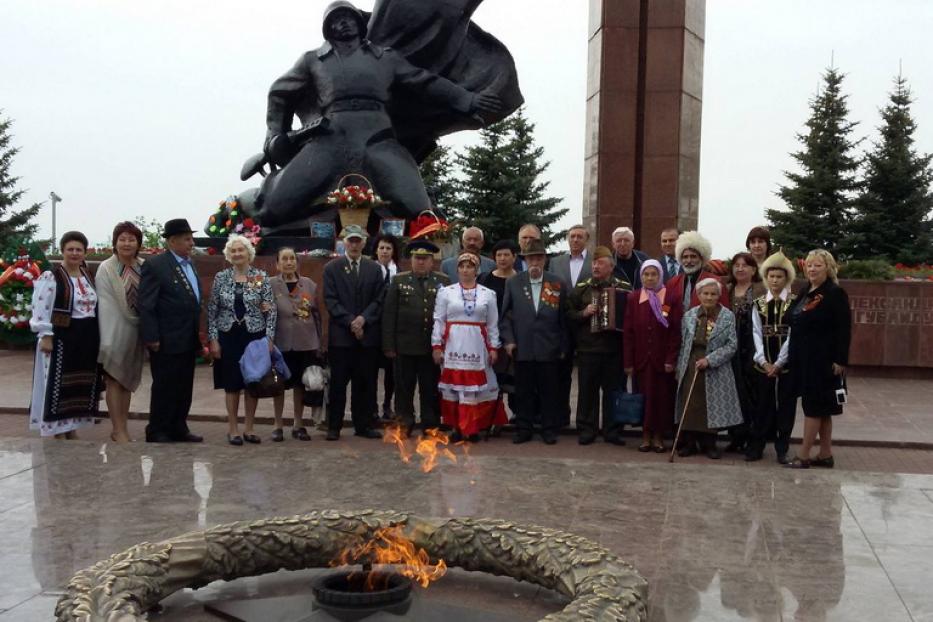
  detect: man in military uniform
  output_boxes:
[382,240,451,437]
[567,246,632,445]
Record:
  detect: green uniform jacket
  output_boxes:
[567,276,632,354]
[381,270,451,356]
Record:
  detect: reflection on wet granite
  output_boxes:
[1,438,931,620]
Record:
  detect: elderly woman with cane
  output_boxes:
[672,278,744,460]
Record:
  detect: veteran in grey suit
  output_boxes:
[323,225,386,440]
[546,224,591,426]
[500,240,568,444]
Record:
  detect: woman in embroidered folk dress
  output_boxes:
[432,252,506,442]
[270,247,323,442]
[623,260,681,453]
[96,222,145,442]
[29,231,103,439]
[207,234,277,446]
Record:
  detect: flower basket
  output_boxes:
[409,210,455,257]
[327,174,383,230]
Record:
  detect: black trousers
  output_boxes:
[374,353,395,413]
[514,360,561,435]
[393,353,440,429]
[557,344,575,427]
[576,352,625,440]
[747,372,797,456]
[147,349,196,440]
[328,345,379,433]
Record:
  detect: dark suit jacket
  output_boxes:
[138,251,203,354]
[381,270,450,355]
[549,251,592,289]
[499,270,568,362]
[323,256,386,348]
[659,254,684,283]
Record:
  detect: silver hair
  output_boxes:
[695,277,722,296]
[223,234,256,263]
[462,226,485,241]
[611,226,634,241]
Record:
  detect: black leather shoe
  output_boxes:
[146,434,173,443]
[355,429,382,439]
[578,434,596,445]
[513,433,533,444]
[677,444,697,457]
[605,436,626,446]
[776,452,790,465]
[178,433,203,443]
[811,455,834,468]
[744,452,763,462]
[325,430,340,441]
[227,434,243,446]
[706,446,722,460]
[542,435,557,445]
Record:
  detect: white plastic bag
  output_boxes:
[302,365,326,391]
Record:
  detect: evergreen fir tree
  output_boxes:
[767,68,860,257]
[0,113,42,241]
[847,75,933,264]
[449,108,567,249]
[419,143,456,216]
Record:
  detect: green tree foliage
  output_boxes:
[419,143,456,216]
[846,75,933,264]
[133,215,165,249]
[448,108,567,249]
[767,68,860,257]
[0,113,41,241]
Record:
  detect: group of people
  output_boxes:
[28,217,851,469]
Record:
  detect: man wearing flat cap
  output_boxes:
[381,240,450,436]
[567,245,632,445]
[138,218,204,443]
[323,225,386,440]
[499,239,567,444]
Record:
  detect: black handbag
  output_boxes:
[247,367,285,399]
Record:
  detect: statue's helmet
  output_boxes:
[322,1,367,41]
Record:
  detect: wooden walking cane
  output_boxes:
[670,368,700,463]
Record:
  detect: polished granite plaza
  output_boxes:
[2,436,932,621]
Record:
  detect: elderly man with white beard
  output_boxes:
[499,240,568,445]
[664,231,730,311]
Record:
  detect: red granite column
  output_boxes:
[584,0,705,256]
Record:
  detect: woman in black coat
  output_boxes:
[785,249,851,469]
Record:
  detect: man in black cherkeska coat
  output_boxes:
[138,219,204,443]
[323,225,387,440]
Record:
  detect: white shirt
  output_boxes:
[752,289,791,368]
[569,248,587,285]
[529,276,543,312]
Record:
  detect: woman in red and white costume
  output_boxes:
[432,252,507,442]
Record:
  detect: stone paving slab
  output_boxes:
[2,349,932,448]
[1,436,932,621]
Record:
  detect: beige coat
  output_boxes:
[96,255,145,391]
[270,275,322,352]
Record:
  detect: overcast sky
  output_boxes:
[3,0,932,256]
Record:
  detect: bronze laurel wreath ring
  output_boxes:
[55,509,648,621]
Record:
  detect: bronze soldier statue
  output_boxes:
[255,1,521,227]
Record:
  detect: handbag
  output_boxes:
[247,367,285,399]
[609,377,645,426]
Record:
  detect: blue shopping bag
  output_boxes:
[609,379,644,426]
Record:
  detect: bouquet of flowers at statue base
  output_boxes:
[327,174,384,230]
[0,243,47,346]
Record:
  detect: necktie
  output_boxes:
[351,260,359,277]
